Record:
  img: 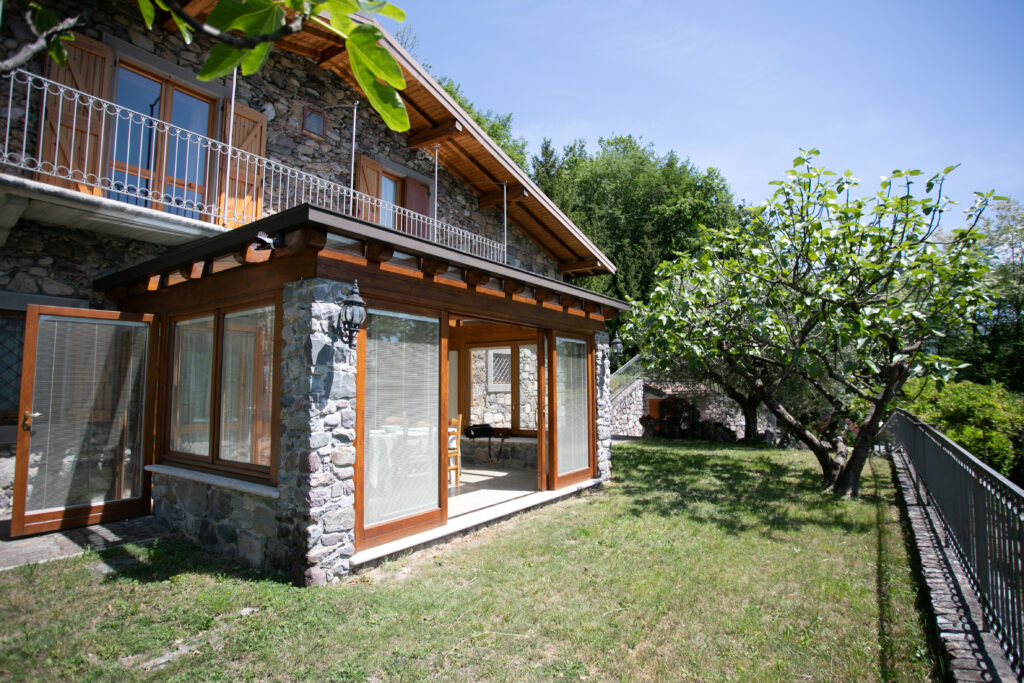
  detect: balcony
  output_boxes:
[0,69,506,263]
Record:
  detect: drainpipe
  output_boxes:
[227,67,237,146]
[349,101,359,214]
[502,181,508,263]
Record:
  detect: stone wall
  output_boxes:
[1,0,561,279]
[0,443,13,520]
[650,381,774,440]
[610,378,646,437]
[0,221,165,309]
[151,278,358,585]
[594,331,612,482]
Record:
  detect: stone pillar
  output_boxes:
[594,331,612,482]
[279,278,359,585]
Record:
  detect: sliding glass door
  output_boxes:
[360,309,442,545]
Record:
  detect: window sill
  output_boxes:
[146,464,279,499]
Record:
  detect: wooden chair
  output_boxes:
[447,414,462,487]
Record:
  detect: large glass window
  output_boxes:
[363,309,440,526]
[556,337,590,475]
[168,304,275,472]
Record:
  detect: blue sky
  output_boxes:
[382,0,1023,219]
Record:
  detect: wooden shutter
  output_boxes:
[219,101,267,228]
[355,155,382,223]
[38,33,115,195]
[405,177,430,239]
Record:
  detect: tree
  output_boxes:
[2,0,411,131]
[938,198,1024,392]
[532,135,738,304]
[626,149,998,496]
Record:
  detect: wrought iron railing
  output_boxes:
[1,68,506,263]
[888,409,1023,677]
[610,354,646,396]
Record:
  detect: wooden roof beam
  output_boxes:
[558,258,600,274]
[479,184,529,210]
[407,118,465,149]
[318,45,346,67]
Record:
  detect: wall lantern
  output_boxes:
[338,281,366,347]
[610,333,624,360]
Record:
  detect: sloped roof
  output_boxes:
[174,5,614,276]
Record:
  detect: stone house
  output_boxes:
[0,1,627,584]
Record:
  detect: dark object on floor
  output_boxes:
[464,424,493,439]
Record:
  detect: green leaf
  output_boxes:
[198,43,247,81]
[369,2,406,21]
[348,24,405,88]
[349,46,409,131]
[207,0,276,32]
[137,0,156,29]
[240,41,273,75]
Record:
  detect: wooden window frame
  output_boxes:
[110,61,217,216]
[158,294,281,484]
[464,339,538,437]
[355,299,449,550]
[302,106,326,140]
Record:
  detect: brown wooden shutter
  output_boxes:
[404,177,430,239]
[219,101,267,228]
[355,155,382,223]
[38,33,115,195]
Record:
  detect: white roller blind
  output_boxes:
[25,316,148,512]
[556,337,589,476]
[363,309,440,526]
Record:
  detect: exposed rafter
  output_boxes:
[479,184,529,210]
[558,258,600,274]
[407,118,464,149]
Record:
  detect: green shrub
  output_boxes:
[900,379,1024,482]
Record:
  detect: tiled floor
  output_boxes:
[0,515,168,572]
[447,466,537,518]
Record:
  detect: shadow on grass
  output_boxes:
[97,535,291,587]
[614,439,877,537]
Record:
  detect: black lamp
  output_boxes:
[338,280,366,347]
[610,333,624,360]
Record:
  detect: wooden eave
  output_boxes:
[95,204,629,320]
[162,8,615,278]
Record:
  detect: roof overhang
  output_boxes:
[95,203,629,319]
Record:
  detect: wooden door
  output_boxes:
[355,155,382,223]
[220,101,267,227]
[10,307,153,537]
[37,33,115,195]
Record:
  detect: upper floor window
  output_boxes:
[356,154,431,238]
[110,64,215,220]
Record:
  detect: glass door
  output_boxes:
[11,306,153,537]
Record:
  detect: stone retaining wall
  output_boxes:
[610,378,645,437]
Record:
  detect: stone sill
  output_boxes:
[350,477,603,570]
[146,464,280,499]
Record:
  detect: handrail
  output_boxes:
[0,68,506,264]
[888,409,1023,677]
[610,355,646,396]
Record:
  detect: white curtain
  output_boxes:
[363,309,440,526]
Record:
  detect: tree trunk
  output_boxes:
[740,398,760,441]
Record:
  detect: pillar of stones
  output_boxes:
[594,330,612,482]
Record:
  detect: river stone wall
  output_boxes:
[2,0,560,279]
[650,380,774,440]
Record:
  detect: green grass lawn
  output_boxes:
[0,441,936,681]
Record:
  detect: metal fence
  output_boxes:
[889,409,1023,676]
[1,68,506,263]
[610,354,646,396]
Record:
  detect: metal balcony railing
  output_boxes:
[1,68,506,263]
[888,409,1023,677]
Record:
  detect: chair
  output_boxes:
[447,414,462,487]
